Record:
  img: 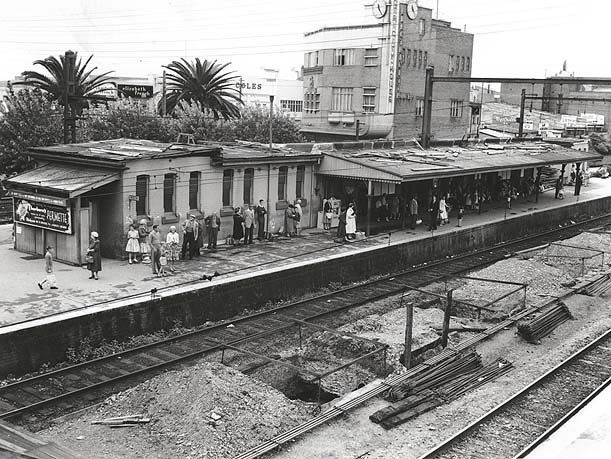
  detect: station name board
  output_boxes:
[118,84,154,99]
[14,198,72,234]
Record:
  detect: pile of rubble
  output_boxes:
[42,362,314,458]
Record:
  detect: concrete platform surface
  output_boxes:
[524,381,611,459]
[1,178,610,328]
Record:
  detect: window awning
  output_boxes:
[5,163,120,199]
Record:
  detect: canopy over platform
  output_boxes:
[317,140,602,183]
[5,163,120,201]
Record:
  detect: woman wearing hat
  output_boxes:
[232,207,244,246]
[87,232,102,280]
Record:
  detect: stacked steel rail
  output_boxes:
[371,353,513,429]
[418,328,611,459]
[1,215,611,426]
[517,302,573,343]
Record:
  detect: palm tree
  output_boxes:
[160,58,242,119]
[14,52,113,113]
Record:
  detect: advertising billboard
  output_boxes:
[13,198,72,234]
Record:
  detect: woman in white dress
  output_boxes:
[439,196,449,225]
[345,202,357,240]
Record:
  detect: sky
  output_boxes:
[0,0,608,82]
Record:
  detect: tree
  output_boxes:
[0,88,63,177]
[160,58,243,119]
[14,53,113,113]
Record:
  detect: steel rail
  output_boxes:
[417,328,611,459]
[2,212,611,422]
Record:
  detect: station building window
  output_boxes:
[163,173,176,213]
[278,166,288,201]
[296,165,305,198]
[222,169,233,207]
[189,171,200,210]
[406,49,412,67]
[135,175,148,216]
[243,168,254,204]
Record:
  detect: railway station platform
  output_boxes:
[522,381,611,459]
[2,178,611,376]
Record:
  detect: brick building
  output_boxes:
[300,1,473,141]
[500,64,611,131]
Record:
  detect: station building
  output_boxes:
[301,1,473,141]
[5,139,320,264]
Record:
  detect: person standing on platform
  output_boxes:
[165,226,179,272]
[125,224,140,264]
[38,246,58,290]
[337,206,347,242]
[575,171,583,196]
[181,214,198,260]
[294,199,303,236]
[285,204,296,237]
[555,176,563,199]
[457,207,464,227]
[345,203,357,241]
[205,212,221,250]
[149,225,162,275]
[428,196,439,231]
[244,204,255,244]
[439,196,449,225]
[255,199,267,241]
[323,199,333,230]
[138,219,150,264]
[194,217,203,258]
[87,232,102,280]
[233,207,245,245]
[409,196,419,230]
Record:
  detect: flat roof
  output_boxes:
[318,141,602,183]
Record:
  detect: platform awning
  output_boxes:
[317,141,603,183]
[5,163,120,199]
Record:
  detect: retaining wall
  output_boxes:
[2,196,610,377]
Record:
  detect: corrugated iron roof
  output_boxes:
[318,140,602,182]
[29,138,221,164]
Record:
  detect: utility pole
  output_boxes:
[355,119,360,141]
[518,88,526,138]
[269,95,274,152]
[404,301,414,369]
[421,66,434,149]
[161,70,167,117]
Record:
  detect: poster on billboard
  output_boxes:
[13,198,72,234]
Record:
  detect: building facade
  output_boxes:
[301,1,473,141]
[6,139,320,263]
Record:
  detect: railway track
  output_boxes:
[418,328,611,459]
[1,214,610,422]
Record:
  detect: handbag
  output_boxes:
[415,218,423,225]
[85,254,94,264]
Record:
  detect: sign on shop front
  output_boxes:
[14,198,72,234]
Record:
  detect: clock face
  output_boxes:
[372,0,387,19]
[406,1,418,20]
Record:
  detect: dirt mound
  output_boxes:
[43,362,314,458]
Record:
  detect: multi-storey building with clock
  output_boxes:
[301,0,474,141]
